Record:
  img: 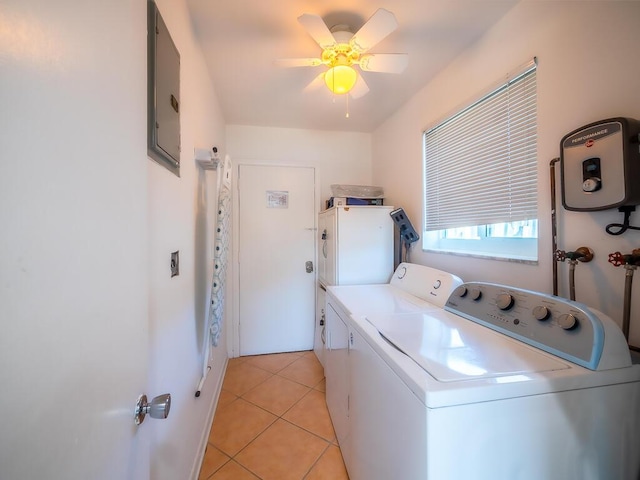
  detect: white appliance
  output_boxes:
[314,206,395,366]
[318,205,394,286]
[328,280,640,480]
[325,263,463,474]
[560,117,640,211]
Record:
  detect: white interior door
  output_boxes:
[1,0,150,475]
[238,164,316,355]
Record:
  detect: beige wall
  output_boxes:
[225,124,373,356]
[226,124,373,210]
[372,1,640,341]
[1,0,228,478]
[149,0,227,478]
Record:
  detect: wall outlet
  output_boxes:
[171,251,179,277]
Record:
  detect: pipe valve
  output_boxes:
[608,249,640,267]
[555,246,594,263]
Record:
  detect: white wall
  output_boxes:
[1,0,227,478]
[150,1,227,479]
[372,1,640,343]
[227,125,373,209]
[1,0,150,478]
[225,125,372,356]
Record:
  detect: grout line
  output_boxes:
[237,374,333,444]
[204,351,337,480]
[302,441,333,480]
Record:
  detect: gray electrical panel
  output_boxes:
[148,1,180,176]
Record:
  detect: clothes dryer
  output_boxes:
[324,262,463,473]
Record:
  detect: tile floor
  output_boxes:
[199,350,349,480]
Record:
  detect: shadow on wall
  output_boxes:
[194,167,211,355]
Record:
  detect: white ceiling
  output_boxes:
[186,0,518,133]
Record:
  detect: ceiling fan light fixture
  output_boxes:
[325,65,357,95]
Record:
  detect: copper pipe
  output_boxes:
[550,158,560,296]
[622,265,636,341]
[568,261,577,301]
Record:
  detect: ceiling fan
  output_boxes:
[277,8,408,98]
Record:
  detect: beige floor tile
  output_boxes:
[278,355,325,387]
[313,377,326,393]
[210,460,260,480]
[209,398,277,456]
[235,419,328,480]
[198,446,229,480]
[200,352,346,480]
[305,444,349,480]
[283,389,336,441]
[245,352,301,373]
[303,350,320,360]
[304,351,323,366]
[227,356,249,367]
[243,374,311,416]
[222,362,272,396]
[216,390,237,410]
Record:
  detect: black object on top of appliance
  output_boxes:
[390,208,420,244]
[560,117,640,212]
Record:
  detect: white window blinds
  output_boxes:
[424,61,538,232]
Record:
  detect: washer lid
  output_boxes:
[366,311,570,382]
[327,284,434,316]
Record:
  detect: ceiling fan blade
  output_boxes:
[303,71,327,92]
[275,58,323,68]
[349,75,369,99]
[298,13,336,50]
[359,53,408,74]
[350,8,398,53]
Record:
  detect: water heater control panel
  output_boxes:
[560,117,640,211]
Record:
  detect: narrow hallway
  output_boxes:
[199,351,349,480]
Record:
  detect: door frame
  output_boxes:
[230,161,319,358]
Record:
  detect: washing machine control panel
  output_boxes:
[444,282,629,370]
[390,262,463,307]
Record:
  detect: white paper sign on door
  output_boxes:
[266,190,289,208]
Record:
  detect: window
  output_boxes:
[423,59,538,262]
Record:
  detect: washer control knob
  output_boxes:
[454,285,468,297]
[496,293,514,310]
[470,288,482,301]
[558,313,578,330]
[532,305,550,321]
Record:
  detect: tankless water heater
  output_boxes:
[560,117,640,211]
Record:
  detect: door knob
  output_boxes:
[306,261,314,273]
[134,393,171,425]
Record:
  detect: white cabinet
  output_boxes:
[314,284,326,367]
[325,303,350,457]
[325,292,427,480]
[315,206,393,375]
[317,208,333,286]
[349,325,427,480]
[318,206,394,286]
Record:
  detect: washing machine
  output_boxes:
[326,261,463,317]
[339,281,640,480]
[324,262,463,474]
